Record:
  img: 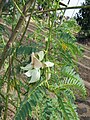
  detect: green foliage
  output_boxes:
[0,1,86,120]
[15,86,45,120]
[60,66,86,97]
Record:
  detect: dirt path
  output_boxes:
[77,42,90,120]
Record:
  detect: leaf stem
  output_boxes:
[3,56,12,120]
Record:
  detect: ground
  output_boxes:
[77,41,90,120]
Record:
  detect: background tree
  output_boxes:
[75,0,90,39]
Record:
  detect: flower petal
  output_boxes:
[24,70,33,77]
[29,69,40,83]
[44,61,54,67]
[46,73,51,80]
[21,63,32,70]
[37,51,44,61]
[31,52,43,69]
[33,57,43,69]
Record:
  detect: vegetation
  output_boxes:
[75,0,90,39]
[0,0,86,120]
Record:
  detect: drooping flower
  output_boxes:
[24,68,40,83]
[21,51,54,83]
[31,52,43,69]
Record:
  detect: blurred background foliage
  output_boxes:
[75,0,90,42]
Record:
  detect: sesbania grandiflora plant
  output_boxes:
[0,0,86,120]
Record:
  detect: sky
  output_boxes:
[61,0,85,17]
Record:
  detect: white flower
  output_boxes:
[21,51,54,83]
[37,51,44,61]
[24,68,40,83]
[21,63,32,70]
[31,52,43,69]
[44,61,54,67]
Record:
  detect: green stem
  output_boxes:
[3,81,10,120]
[3,57,12,120]
[12,5,16,31]
[19,1,36,44]
[12,0,26,20]
[45,0,52,60]
[34,5,90,14]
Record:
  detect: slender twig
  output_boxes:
[19,1,36,44]
[33,5,90,14]
[4,56,12,120]
[8,107,15,114]
[12,0,26,20]
[45,0,51,60]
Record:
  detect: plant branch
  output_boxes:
[19,1,36,44]
[0,0,36,70]
[34,5,90,14]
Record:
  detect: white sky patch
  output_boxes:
[61,0,85,17]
